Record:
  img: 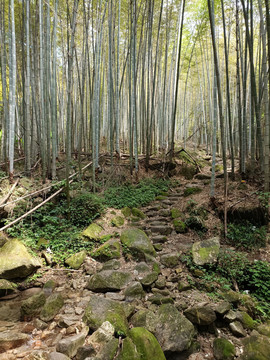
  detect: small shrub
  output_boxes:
[226,221,267,250]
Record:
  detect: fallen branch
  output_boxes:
[0,178,19,207]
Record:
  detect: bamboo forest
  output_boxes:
[0,0,270,359]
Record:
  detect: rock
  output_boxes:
[111,216,125,227]
[134,262,150,273]
[224,310,237,323]
[173,219,187,233]
[148,293,174,305]
[221,290,241,304]
[0,279,17,297]
[82,223,103,241]
[152,235,167,244]
[83,295,129,335]
[75,345,95,360]
[106,293,125,301]
[0,239,41,279]
[131,208,146,219]
[236,311,256,330]
[56,327,88,358]
[241,334,270,360]
[192,237,220,265]
[213,338,236,360]
[89,321,114,346]
[178,281,191,292]
[40,293,64,322]
[150,226,172,236]
[49,352,71,360]
[140,271,158,286]
[86,270,132,292]
[34,318,48,330]
[120,229,156,260]
[117,327,166,360]
[0,331,29,353]
[184,303,216,325]
[214,301,231,315]
[92,239,121,261]
[21,291,46,319]
[121,207,132,218]
[229,321,247,337]
[257,322,270,337]
[160,253,179,268]
[0,234,7,248]
[155,276,166,289]
[102,259,121,270]
[125,282,144,301]
[65,251,86,270]
[171,208,182,219]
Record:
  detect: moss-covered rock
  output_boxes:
[82,223,103,241]
[117,327,166,360]
[0,279,17,297]
[83,295,128,335]
[140,271,158,286]
[236,311,256,330]
[92,239,121,261]
[131,208,146,219]
[148,293,174,305]
[170,208,182,219]
[173,219,187,233]
[213,338,236,360]
[40,293,64,322]
[160,253,180,268]
[121,207,132,218]
[192,237,220,265]
[241,334,270,360]
[183,187,202,197]
[0,239,41,280]
[120,228,156,261]
[111,216,125,227]
[184,304,216,325]
[21,291,46,319]
[124,282,145,300]
[86,270,132,292]
[65,250,86,270]
[257,322,270,338]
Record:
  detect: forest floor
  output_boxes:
[0,148,270,359]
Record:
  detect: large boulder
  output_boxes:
[86,270,132,292]
[240,334,270,360]
[83,295,129,336]
[117,327,166,360]
[192,237,220,265]
[130,305,195,354]
[120,229,156,261]
[92,239,121,261]
[0,239,41,279]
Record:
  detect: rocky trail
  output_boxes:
[0,175,270,360]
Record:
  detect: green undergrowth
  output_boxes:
[182,249,270,317]
[103,178,170,209]
[5,178,170,263]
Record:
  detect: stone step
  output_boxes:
[149,221,168,227]
[150,226,173,236]
[161,200,174,206]
[151,235,167,244]
[168,197,181,202]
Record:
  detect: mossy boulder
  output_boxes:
[0,239,41,280]
[120,229,156,260]
[21,291,46,319]
[40,293,64,322]
[183,187,202,197]
[86,270,132,292]
[213,338,236,360]
[92,239,121,261]
[65,250,86,270]
[0,279,17,297]
[173,219,187,233]
[83,295,129,335]
[121,207,132,218]
[131,208,146,219]
[241,334,270,360]
[82,223,103,241]
[111,216,125,227]
[171,208,182,219]
[117,327,166,360]
[192,237,220,265]
[236,311,256,330]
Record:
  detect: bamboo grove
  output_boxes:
[0,0,270,191]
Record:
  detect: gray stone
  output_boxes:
[120,228,156,260]
[241,334,270,360]
[184,303,216,325]
[21,290,46,319]
[140,271,158,286]
[213,338,236,360]
[124,282,144,300]
[86,270,132,292]
[215,301,231,315]
[65,251,86,270]
[76,345,95,360]
[0,239,41,279]
[192,237,220,265]
[49,352,71,360]
[160,253,179,268]
[40,293,64,322]
[229,321,247,337]
[224,310,237,322]
[150,226,172,236]
[152,236,167,244]
[56,327,88,358]
[0,331,29,353]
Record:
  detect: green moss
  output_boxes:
[111,216,125,227]
[237,311,256,330]
[183,187,202,197]
[152,262,161,274]
[40,293,64,322]
[43,279,57,290]
[91,239,121,261]
[213,338,236,360]
[173,219,187,233]
[82,223,103,241]
[198,246,219,262]
[171,208,182,219]
[131,208,146,219]
[65,250,86,269]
